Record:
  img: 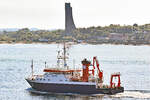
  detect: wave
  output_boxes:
[102,60,149,65]
[0,58,30,63]
[27,88,150,99]
[110,90,150,99]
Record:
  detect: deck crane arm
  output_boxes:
[93,57,103,81]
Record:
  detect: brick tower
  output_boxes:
[65,3,76,35]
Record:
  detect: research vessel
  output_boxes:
[26,43,124,95]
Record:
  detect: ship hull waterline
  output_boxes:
[26,79,124,95]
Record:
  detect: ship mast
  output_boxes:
[57,42,69,69]
[63,42,69,69]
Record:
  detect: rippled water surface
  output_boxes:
[0,44,150,100]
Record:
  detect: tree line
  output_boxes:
[1,23,150,45]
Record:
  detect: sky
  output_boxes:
[0,0,150,29]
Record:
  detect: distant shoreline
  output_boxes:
[1,25,150,46]
[0,41,150,46]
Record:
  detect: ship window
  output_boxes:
[52,74,57,77]
[43,79,45,80]
[48,79,50,81]
[60,80,63,81]
[40,79,42,80]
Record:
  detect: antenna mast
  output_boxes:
[31,60,33,77]
[63,42,68,69]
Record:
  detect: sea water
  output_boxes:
[0,44,150,100]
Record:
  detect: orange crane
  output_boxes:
[110,73,121,88]
[81,57,103,82]
[81,57,121,89]
[93,56,103,82]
